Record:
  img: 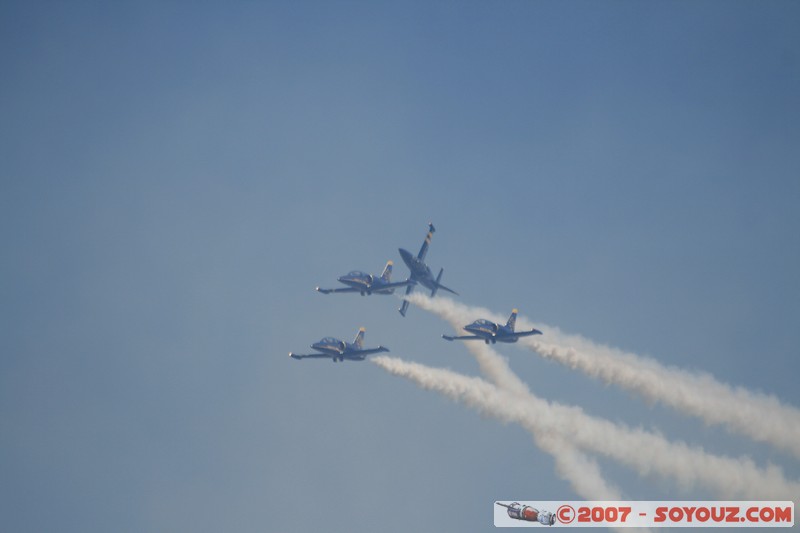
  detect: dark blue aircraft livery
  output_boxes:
[398,223,458,316]
[443,309,542,344]
[316,261,415,296]
[289,327,389,362]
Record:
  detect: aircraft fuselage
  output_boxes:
[464,322,520,343]
[306,338,372,361]
[311,337,349,355]
[337,273,395,295]
[399,248,436,291]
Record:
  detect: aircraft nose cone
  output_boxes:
[399,248,413,263]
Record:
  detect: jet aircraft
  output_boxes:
[289,327,389,362]
[443,309,542,344]
[316,261,415,296]
[398,223,458,316]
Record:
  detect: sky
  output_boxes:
[1,1,799,531]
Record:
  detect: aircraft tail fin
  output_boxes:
[380,261,393,282]
[430,268,444,297]
[353,327,365,349]
[506,309,518,331]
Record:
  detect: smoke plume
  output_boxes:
[372,354,800,501]
[407,293,800,458]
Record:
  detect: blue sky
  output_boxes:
[2,2,799,531]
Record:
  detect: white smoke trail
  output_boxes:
[406,294,639,517]
[407,293,800,459]
[535,436,641,533]
[526,328,800,459]
[372,355,800,501]
[538,434,623,500]
[419,300,630,518]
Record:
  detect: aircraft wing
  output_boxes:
[289,352,332,360]
[513,328,543,338]
[442,334,482,341]
[316,286,360,294]
[417,223,435,261]
[399,283,415,316]
[380,279,416,290]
